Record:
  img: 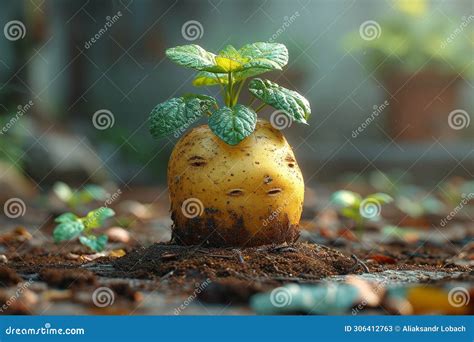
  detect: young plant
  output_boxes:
[53,208,115,252]
[330,190,393,236]
[149,42,311,247]
[53,182,108,211]
[149,42,310,145]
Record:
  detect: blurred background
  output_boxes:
[0,0,473,197]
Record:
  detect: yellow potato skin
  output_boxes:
[168,120,304,247]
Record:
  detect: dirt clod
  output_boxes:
[39,268,97,289]
[0,266,22,286]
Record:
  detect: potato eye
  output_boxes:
[227,189,245,197]
[188,156,206,167]
[267,188,282,196]
[285,155,296,168]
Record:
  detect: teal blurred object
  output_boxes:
[250,283,359,314]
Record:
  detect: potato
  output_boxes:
[168,120,304,247]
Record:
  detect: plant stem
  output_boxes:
[248,97,256,107]
[233,78,247,105]
[254,103,267,113]
[227,72,233,107]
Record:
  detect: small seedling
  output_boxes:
[53,182,108,211]
[149,42,310,145]
[330,190,393,236]
[53,207,115,252]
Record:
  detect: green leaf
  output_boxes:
[80,185,108,202]
[239,42,288,70]
[79,235,108,252]
[215,45,248,72]
[165,45,218,71]
[364,193,394,205]
[248,78,311,123]
[149,96,217,139]
[330,190,362,209]
[82,207,115,230]
[53,220,84,243]
[192,43,289,87]
[55,212,79,223]
[208,104,257,145]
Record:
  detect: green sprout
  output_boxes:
[149,42,311,145]
[330,190,393,236]
[53,207,115,252]
[53,182,108,211]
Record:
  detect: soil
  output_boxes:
[0,186,472,314]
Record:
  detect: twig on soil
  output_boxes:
[233,249,245,264]
[349,254,370,273]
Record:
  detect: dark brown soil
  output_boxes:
[39,268,97,289]
[0,266,22,287]
[113,242,357,284]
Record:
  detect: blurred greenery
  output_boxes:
[344,0,473,77]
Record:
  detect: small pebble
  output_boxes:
[106,227,130,243]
